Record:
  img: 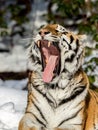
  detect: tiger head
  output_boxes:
[30,24,84,86]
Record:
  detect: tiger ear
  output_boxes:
[56,24,68,33]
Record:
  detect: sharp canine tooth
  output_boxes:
[46,59,48,64]
[48,42,51,47]
[37,41,40,47]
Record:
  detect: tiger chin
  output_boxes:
[18,24,98,130]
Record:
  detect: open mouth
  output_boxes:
[36,40,60,83]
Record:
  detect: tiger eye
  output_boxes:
[38,31,41,35]
[55,30,59,33]
[44,31,50,35]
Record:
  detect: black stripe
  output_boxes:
[74,46,78,54]
[33,102,48,124]
[59,85,86,106]
[73,85,86,93]
[30,54,35,62]
[63,38,68,43]
[33,84,54,104]
[63,38,72,50]
[68,44,72,50]
[58,107,83,127]
[62,32,68,35]
[30,54,41,65]
[65,54,75,62]
[61,68,66,73]
[25,112,36,124]
[76,39,79,46]
[76,77,84,84]
[70,35,74,44]
[36,57,42,64]
[76,50,83,61]
[74,39,79,54]
[50,84,57,89]
[34,44,37,49]
[30,44,41,64]
[33,84,58,107]
[26,112,46,127]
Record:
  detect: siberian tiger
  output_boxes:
[18,24,98,130]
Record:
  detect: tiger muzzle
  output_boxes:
[36,40,61,83]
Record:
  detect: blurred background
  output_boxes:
[0,0,98,90]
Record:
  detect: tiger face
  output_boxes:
[30,24,84,85]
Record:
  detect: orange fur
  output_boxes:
[18,113,38,130]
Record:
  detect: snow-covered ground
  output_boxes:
[0,86,27,130]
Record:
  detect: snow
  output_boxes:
[0,45,28,72]
[0,87,27,130]
[0,64,28,130]
[0,79,28,90]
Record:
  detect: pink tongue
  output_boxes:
[42,55,58,83]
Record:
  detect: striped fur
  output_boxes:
[18,24,98,130]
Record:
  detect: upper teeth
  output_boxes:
[48,42,51,47]
[36,40,51,47]
[37,40,40,47]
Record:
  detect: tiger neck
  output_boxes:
[29,69,89,108]
[55,68,86,89]
[46,69,89,107]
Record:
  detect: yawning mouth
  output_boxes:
[36,40,60,83]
